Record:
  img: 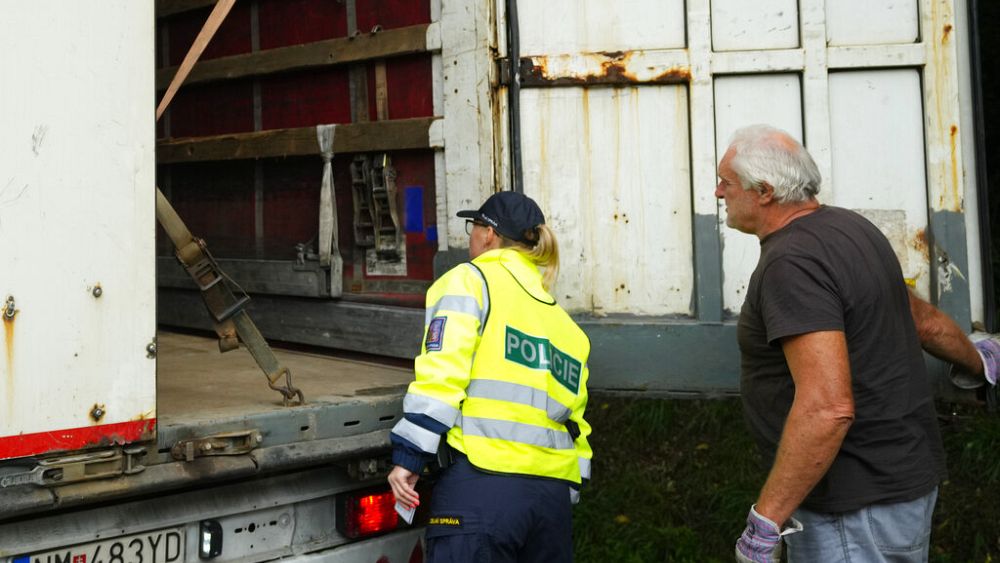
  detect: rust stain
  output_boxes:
[949,125,960,209]
[912,228,929,261]
[520,52,690,87]
[4,308,15,418]
[929,2,960,212]
[651,66,691,83]
[90,403,107,423]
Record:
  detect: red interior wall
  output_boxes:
[157,0,437,294]
[258,0,348,48]
[168,162,257,258]
[355,0,431,30]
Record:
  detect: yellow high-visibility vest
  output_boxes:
[397,248,592,484]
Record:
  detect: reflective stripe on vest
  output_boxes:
[425,295,482,327]
[404,393,461,428]
[460,416,575,450]
[467,379,571,423]
[579,456,591,480]
[424,264,489,334]
[393,418,442,454]
[464,262,490,333]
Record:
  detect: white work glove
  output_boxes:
[950,333,1000,389]
[735,505,803,563]
[569,487,580,505]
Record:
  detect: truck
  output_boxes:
[1,0,995,560]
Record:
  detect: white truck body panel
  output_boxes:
[0,1,157,459]
[502,0,982,322]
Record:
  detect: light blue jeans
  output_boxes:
[785,487,938,563]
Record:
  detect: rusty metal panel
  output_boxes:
[518,0,686,55]
[711,0,800,51]
[520,86,694,316]
[517,51,691,88]
[714,74,804,314]
[827,0,919,46]
[828,70,930,296]
[0,2,157,458]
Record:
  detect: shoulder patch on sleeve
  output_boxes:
[425,316,447,351]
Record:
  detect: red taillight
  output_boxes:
[338,489,399,539]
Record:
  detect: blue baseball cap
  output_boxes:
[457,192,546,245]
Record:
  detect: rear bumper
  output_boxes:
[294,528,425,563]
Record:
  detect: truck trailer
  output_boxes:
[0,0,995,560]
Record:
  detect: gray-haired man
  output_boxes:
[718,124,991,562]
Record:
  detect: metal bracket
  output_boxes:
[350,153,403,262]
[170,429,263,462]
[496,57,513,86]
[179,239,251,323]
[350,155,376,248]
[370,154,403,262]
[345,456,392,480]
[0,447,146,488]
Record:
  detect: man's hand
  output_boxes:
[388,465,421,509]
[973,335,1000,386]
[735,505,802,563]
[947,333,1000,389]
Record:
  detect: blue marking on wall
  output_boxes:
[405,186,424,233]
[426,225,438,242]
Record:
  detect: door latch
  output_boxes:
[171,429,263,462]
[0,446,146,488]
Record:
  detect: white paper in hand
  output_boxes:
[395,501,416,524]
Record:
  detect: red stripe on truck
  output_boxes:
[0,419,156,460]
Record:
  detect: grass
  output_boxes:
[572,396,1000,562]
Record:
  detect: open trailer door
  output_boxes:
[504,0,984,394]
[0,1,157,462]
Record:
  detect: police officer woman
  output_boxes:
[388,191,592,562]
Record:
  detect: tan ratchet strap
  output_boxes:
[155,0,236,121]
[155,0,303,406]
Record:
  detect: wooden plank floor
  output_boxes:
[156,331,412,424]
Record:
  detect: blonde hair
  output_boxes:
[499,224,560,291]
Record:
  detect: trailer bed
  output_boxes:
[153,330,412,454]
[158,331,412,424]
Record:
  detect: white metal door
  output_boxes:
[507,0,975,319]
[0,1,157,459]
[494,0,978,391]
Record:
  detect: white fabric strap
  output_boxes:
[316,124,342,296]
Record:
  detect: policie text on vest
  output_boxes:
[504,326,582,394]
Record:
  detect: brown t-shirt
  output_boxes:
[738,205,945,512]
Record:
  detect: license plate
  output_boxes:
[10,528,184,563]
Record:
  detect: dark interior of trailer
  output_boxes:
[973,1,1000,330]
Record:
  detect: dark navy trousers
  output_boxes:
[425,455,574,563]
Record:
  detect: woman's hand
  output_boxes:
[388,465,421,509]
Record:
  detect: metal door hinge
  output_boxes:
[0,447,146,488]
[497,57,513,86]
[171,429,263,462]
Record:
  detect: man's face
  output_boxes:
[715,148,761,235]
